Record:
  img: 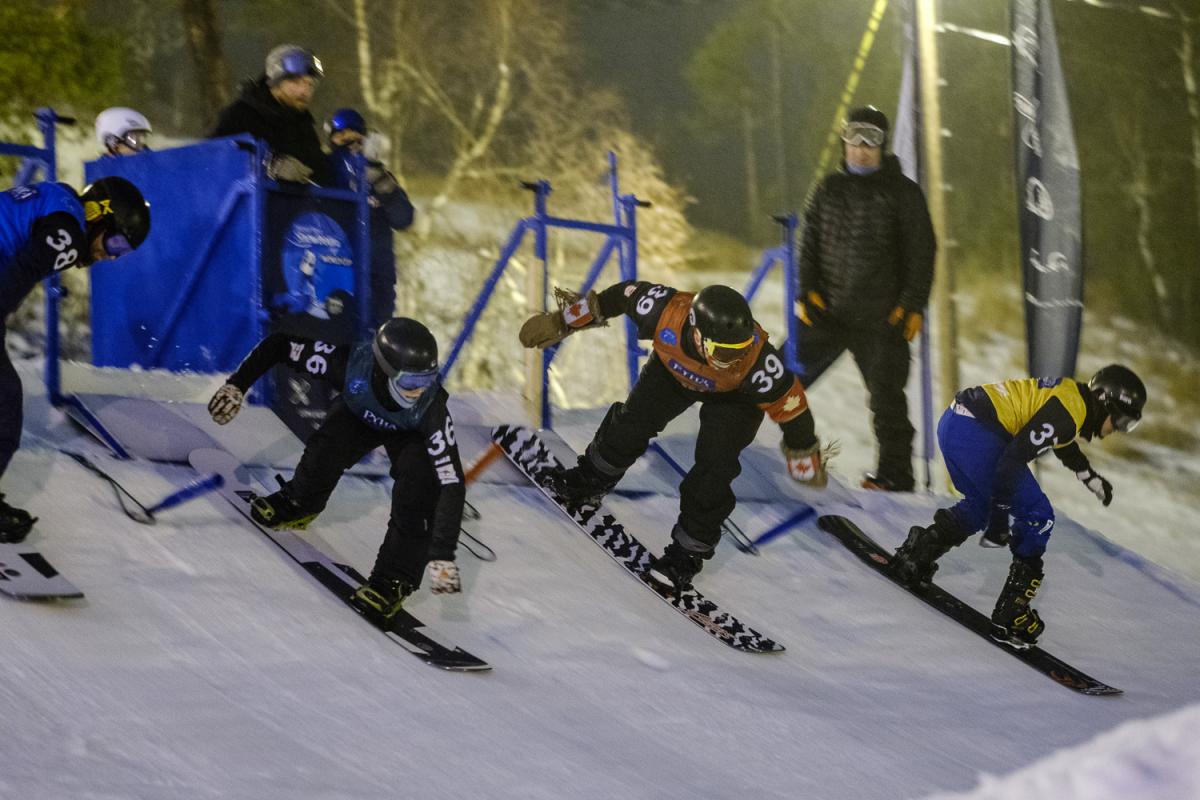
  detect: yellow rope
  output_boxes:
[807,0,891,193]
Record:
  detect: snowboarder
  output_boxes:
[519,282,828,590]
[889,365,1147,648]
[0,177,150,541]
[206,317,465,622]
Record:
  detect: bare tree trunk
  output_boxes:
[353,0,381,117]
[742,105,761,242]
[180,0,229,116]
[1123,115,1172,326]
[409,0,515,240]
[1175,5,1200,330]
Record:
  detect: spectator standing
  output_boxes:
[325,108,415,328]
[95,107,152,156]
[793,105,936,492]
[211,44,331,185]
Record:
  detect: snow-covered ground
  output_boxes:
[1,354,1198,800]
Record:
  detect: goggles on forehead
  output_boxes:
[281,51,324,80]
[841,122,886,148]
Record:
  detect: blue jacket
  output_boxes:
[0,182,87,316]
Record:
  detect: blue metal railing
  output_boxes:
[442,152,646,428]
[0,108,75,406]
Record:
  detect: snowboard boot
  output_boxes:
[890,508,971,587]
[862,471,916,492]
[350,575,414,623]
[250,477,319,531]
[647,542,706,592]
[0,494,36,543]
[548,450,621,510]
[990,556,1045,649]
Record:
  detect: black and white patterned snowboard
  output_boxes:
[0,543,84,601]
[492,424,784,653]
[189,448,490,672]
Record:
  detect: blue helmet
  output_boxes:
[328,108,367,138]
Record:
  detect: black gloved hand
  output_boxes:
[1076,469,1113,506]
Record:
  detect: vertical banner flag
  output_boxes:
[1011,0,1084,378]
[893,0,935,489]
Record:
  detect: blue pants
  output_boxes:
[938,407,1054,559]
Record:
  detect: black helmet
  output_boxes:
[373,317,438,376]
[80,176,151,257]
[1088,364,1146,432]
[843,105,889,148]
[689,285,755,367]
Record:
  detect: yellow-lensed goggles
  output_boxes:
[703,334,755,358]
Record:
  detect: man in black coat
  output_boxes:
[211,44,331,185]
[794,105,936,492]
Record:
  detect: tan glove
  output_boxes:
[208,383,244,425]
[427,560,461,594]
[888,306,923,342]
[266,154,313,183]
[518,287,603,349]
[795,290,827,327]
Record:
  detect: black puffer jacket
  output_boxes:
[798,154,936,326]
[210,76,331,185]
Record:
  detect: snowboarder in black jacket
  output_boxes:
[206,318,465,622]
[210,44,331,186]
[794,105,936,492]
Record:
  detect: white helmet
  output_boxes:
[95,107,152,153]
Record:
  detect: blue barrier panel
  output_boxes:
[86,137,260,372]
[85,137,371,391]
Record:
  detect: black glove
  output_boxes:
[366,163,400,196]
[1076,468,1113,506]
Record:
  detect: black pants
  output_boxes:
[289,399,439,587]
[592,357,765,552]
[0,325,22,481]
[793,317,914,482]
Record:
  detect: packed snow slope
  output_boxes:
[2,361,1199,800]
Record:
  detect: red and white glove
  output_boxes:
[427,560,461,594]
[518,287,604,349]
[782,440,829,488]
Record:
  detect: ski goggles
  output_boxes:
[103,232,134,258]
[389,368,439,394]
[702,334,755,366]
[280,50,324,81]
[118,130,151,152]
[841,122,886,148]
[1111,409,1141,433]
